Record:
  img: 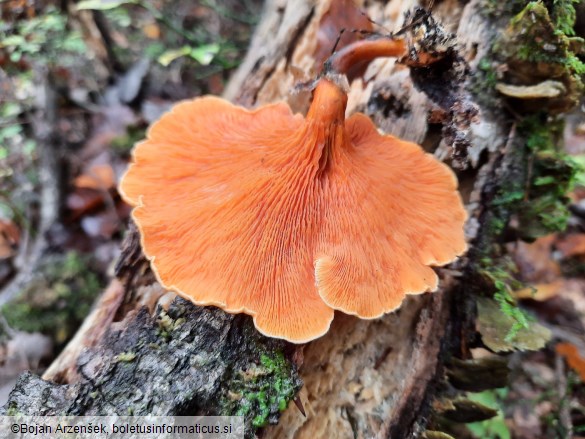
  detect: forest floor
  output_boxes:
[0,0,261,401]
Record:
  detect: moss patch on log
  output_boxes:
[485,115,577,243]
[470,0,582,341]
[1,298,302,439]
[219,321,301,432]
[515,115,578,238]
[494,1,584,113]
[475,113,578,339]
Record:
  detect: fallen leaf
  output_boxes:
[74,163,115,190]
[158,46,191,67]
[142,23,160,40]
[555,233,585,258]
[66,189,105,220]
[510,235,567,302]
[514,280,565,302]
[556,342,585,381]
[0,219,19,259]
[511,235,561,284]
[314,0,373,78]
[189,43,220,66]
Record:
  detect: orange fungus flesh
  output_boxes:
[120,78,467,343]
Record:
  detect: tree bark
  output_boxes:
[2,0,564,437]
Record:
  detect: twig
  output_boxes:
[91,10,124,73]
[555,353,573,439]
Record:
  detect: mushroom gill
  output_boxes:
[120,76,467,343]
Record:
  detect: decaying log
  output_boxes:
[6,299,299,418]
[2,0,529,437]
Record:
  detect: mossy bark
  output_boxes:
[2,0,581,438]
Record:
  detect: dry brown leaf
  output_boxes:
[513,280,566,302]
[512,235,561,284]
[556,342,585,381]
[74,163,115,190]
[314,0,373,77]
[67,189,105,220]
[555,233,585,258]
[142,23,161,40]
[0,220,19,260]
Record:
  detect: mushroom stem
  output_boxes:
[305,79,349,173]
[306,79,348,123]
[307,37,407,173]
[325,37,407,76]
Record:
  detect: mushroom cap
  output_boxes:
[120,78,467,343]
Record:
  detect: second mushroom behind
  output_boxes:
[119,37,468,344]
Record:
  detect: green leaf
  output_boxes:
[157,46,191,66]
[23,140,36,156]
[76,0,136,11]
[467,390,511,439]
[144,42,165,59]
[0,35,26,48]
[572,154,585,187]
[61,34,87,53]
[0,124,23,141]
[533,175,556,186]
[0,202,13,219]
[189,43,220,65]
[1,103,21,119]
[158,44,220,66]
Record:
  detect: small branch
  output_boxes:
[555,353,573,439]
[91,10,125,73]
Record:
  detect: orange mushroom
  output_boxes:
[119,37,467,343]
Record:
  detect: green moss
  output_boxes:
[475,0,585,112]
[6,405,20,416]
[466,389,511,439]
[493,1,584,112]
[1,251,102,346]
[552,0,580,36]
[479,258,530,341]
[243,352,296,428]
[155,309,188,342]
[475,114,578,341]
[515,115,578,238]
[222,348,300,431]
[471,114,577,337]
[470,58,501,107]
[475,114,578,338]
[505,3,567,62]
[478,59,498,89]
